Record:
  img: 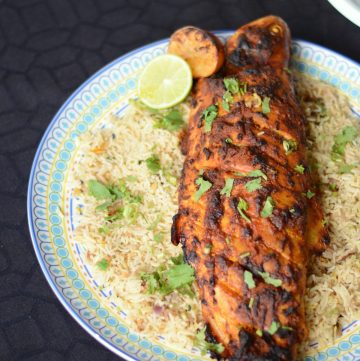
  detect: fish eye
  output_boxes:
[270,24,282,36]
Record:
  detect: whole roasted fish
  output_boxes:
[171,16,329,360]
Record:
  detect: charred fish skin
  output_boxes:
[171,15,329,360]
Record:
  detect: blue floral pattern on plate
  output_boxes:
[28,32,360,361]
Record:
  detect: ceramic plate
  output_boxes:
[28,32,360,361]
[327,0,360,27]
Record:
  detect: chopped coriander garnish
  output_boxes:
[329,183,337,192]
[244,270,256,289]
[236,169,267,180]
[268,321,279,335]
[258,271,282,287]
[145,154,161,174]
[237,197,251,222]
[245,178,262,192]
[223,90,233,102]
[305,190,315,199]
[195,175,212,201]
[282,326,294,331]
[283,139,297,155]
[194,327,224,356]
[256,329,263,337]
[248,169,267,180]
[260,196,275,218]
[96,258,109,271]
[202,105,218,132]
[262,97,271,114]
[338,163,357,174]
[170,254,184,265]
[141,262,195,296]
[239,82,247,95]
[153,233,164,243]
[154,109,184,132]
[89,179,142,224]
[331,126,358,159]
[95,201,112,212]
[240,252,251,259]
[125,175,138,182]
[220,178,234,197]
[123,203,139,223]
[294,164,305,174]
[98,225,110,234]
[88,180,112,200]
[222,100,230,112]
[248,297,254,309]
[225,137,233,144]
[225,237,231,245]
[224,78,239,94]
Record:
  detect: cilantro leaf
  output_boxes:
[223,90,233,103]
[88,180,112,200]
[245,178,262,192]
[195,176,212,201]
[244,270,256,289]
[165,264,195,290]
[220,178,234,197]
[305,190,315,199]
[283,139,297,155]
[125,175,138,182]
[171,254,185,265]
[248,297,254,309]
[146,154,161,174]
[154,109,184,132]
[96,258,109,271]
[262,97,271,114]
[268,321,279,335]
[141,262,195,296]
[237,197,251,222]
[202,105,218,132]
[236,169,267,180]
[224,78,239,94]
[338,163,357,174]
[225,137,233,144]
[256,329,263,337]
[294,164,305,174]
[224,78,247,95]
[95,201,112,212]
[258,271,282,287]
[332,126,358,158]
[153,232,164,242]
[222,100,230,112]
[194,327,224,356]
[141,271,160,294]
[261,196,275,218]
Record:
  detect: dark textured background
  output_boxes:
[0,0,359,360]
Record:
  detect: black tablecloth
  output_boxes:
[0,0,359,360]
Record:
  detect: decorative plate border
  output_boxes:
[28,33,360,361]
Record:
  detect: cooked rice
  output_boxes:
[295,73,360,352]
[70,74,360,355]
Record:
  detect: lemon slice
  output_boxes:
[137,54,193,109]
